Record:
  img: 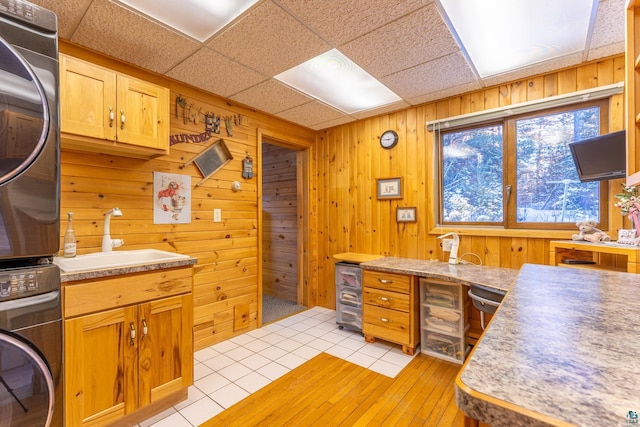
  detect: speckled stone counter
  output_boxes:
[456,263,640,427]
[359,256,518,291]
[60,257,197,282]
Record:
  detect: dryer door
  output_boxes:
[0,331,54,426]
[0,36,49,185]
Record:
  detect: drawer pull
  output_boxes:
[379,317,391,323]
[129,322,136,346]
[378,296,393,302]
[378,279,393,284]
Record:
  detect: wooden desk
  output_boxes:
[549,240,640,273]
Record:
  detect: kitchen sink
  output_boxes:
[53,249,189,273]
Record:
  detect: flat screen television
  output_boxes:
[569,130,626,182]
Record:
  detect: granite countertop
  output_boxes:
[456,263,640,427]
[359,256,518,291]
[60,257,197,282]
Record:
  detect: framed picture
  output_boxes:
[397,207,416,222]
[377,177,402,199]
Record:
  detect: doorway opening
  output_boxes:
[261,141,307,324]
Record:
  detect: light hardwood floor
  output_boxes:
[201,352,466,427]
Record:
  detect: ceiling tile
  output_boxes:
[350,100,411,120]
[406,81,483,106]
[381,52,477,99]
[587,42,626,62]
[28,0,92,40]
[166,48,267,98]
[589,0,625,49]
[309,116,357,131]
[340,3,459,78]
[275,101,347,127]
[481,52,584,88]
[69,0,200,74]
[229,79,313,114]
[275,0,431,45]
[208,1,330,76]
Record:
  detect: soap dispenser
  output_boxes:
[64,212,77,258]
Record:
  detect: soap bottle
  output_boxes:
[64,212,77,258]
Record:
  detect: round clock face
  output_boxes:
[380,130,398,149]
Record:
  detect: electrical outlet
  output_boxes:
[441,238,454,252]
[213,209,221,222]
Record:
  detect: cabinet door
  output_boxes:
[138,294,193,407]
[64,306,138,427]
[59,55,117,140]
[116,74,169,151]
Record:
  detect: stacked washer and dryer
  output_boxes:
[0,1,62,426]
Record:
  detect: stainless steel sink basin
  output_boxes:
[54,249,189,273]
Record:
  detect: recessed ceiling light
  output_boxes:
[114,0,258,42]
[275,49,401,115]
[439,0,597,77]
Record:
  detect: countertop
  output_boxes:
[456,263,640,427]
[359,256,518,291]
[59,257,197,282]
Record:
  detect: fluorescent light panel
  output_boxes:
[275,49,401,115]
[439,0,596,77]
[115,0,258,42]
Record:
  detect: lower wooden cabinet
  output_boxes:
[63,267,193,427]
[362,270,419,355]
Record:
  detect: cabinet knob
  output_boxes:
[378,296,393,302]
[109,107,114,127]
[379,317,391,323]
[378,279,392,284]
[141,318,148,339]
[129,322,136,346]
[120,109,126,130]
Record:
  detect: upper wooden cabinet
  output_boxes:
[59,54,170,158]
[626,1,640,185]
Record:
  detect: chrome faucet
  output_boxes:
[102,208,124,252]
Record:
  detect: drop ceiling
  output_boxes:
[30,0,625,130]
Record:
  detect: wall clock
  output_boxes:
[380,130,398,149]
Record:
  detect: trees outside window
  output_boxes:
[440,100,609,228]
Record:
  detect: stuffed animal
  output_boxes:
[572,220,611,243]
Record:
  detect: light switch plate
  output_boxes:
[213,209,221,222]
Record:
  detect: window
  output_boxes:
[439,100,610,228]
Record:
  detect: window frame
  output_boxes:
[437,98,611,231]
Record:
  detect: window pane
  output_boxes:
[442,125,503,222]
[515,107,600,223]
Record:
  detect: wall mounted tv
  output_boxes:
[569,130,626,182]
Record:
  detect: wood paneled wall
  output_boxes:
[58,43,316,350]
[313,55,627,309]
[262,143,298,301]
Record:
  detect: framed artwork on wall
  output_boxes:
[377,177,402,199]
[397,207,416,222]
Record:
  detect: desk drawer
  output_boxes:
[363,288,410,312]
[363,270,411,293]
[363,304,410,344]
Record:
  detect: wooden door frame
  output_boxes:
[257,128,316,326]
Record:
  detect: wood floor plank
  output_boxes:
[199,352,466,427]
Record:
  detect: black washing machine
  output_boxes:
[0,264,61,427]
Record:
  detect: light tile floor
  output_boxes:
[138,306,417,427]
